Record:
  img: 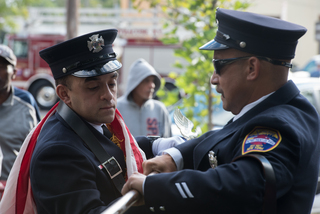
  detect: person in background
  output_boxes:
[122,8,320,213]
[117,58,172,138]
[0,44,40,193]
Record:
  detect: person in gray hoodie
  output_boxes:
[117,58,172,138]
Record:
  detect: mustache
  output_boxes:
[216,88,225,98]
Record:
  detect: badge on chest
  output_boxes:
[208,151,218,169]
[242,127,282,155]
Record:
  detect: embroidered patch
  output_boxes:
[242,127,282,154]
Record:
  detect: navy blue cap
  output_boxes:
[199,8,307,59]
[39,29,122,80]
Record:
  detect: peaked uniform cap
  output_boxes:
[200,8,307,59]
[39,29,122,79]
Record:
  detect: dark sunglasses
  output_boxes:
[212,56,293,75]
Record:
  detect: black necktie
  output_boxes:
[101,125,112,139]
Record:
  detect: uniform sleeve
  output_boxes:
[143,116,302,213]
[136,136,154,159]
[30,143,111,214]
[144,158,265,213]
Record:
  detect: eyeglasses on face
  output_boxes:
[212,56,292,75]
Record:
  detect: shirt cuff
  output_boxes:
[143,148,183,195]
[163,147,184,171]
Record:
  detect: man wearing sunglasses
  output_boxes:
[122,8,320,213]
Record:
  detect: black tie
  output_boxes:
[101,125,112,139]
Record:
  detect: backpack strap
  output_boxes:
[56,102,125,193]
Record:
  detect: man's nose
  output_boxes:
[149,81,155,88]
[101,85,114,100]
[210,72,219,85]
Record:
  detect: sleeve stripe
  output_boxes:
[181,182,194,198]
[175,183,187,198]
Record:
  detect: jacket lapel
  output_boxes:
[193,119,239,169]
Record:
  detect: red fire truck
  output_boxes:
[5,33,183,110]
[5,33,65,109]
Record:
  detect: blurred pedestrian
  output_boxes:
[0,44,40,192]
[117,58,172,138]
[122,8,320,213]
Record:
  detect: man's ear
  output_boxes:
[246,57,260,81]
[12,68,17,80]
[56,84,71,104]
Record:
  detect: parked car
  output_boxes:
[298,55,320,77]
[290,77,320,113]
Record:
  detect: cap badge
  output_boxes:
[87,34,104,53]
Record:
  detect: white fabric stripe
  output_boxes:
[116,114,146,178]
[181,182,194,198]
[175,183,187,198]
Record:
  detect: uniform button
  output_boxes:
[239,41,246,48]
[159,206,165,211]
[150,207,155,212]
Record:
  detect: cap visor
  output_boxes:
[199,39,229,50]
[72,60,122,77]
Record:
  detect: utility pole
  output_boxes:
[66,0,79,39]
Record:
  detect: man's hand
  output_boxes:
[121,172,146,206]
[143,154,177,175]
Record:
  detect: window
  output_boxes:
[12,40,28,58]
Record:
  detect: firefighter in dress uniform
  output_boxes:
[122,8,320,214]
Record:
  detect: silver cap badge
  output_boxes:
[87,34,104,53]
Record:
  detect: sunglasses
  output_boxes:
[212,56,292,75]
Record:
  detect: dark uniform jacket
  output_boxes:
[30,111,151,214]
[144,80,320,213]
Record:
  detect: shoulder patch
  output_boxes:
[242,127,282,155]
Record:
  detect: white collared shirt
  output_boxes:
[233,92,274,122]
[87,122,104,134]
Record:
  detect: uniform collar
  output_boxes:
[233,91,275,122]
